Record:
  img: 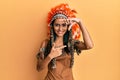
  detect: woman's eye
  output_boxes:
[54,24,60,27]
[54,23,67,27]
[62,23,67,27]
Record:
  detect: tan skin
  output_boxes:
[37,18,94,71]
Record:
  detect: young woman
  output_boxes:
[36,3,94,80]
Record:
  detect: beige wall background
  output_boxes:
[0,0,120,80]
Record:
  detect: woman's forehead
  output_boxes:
[55,18,67,23]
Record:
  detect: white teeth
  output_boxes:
[58,31,62,32]
[58,31,63,34]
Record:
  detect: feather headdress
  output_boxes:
[47,3,81,40]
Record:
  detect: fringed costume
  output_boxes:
[36,3,84,80]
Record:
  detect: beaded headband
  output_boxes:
[47,3,81,40]
[49,14,67,26]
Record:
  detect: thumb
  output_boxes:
[68,22,76,31]
[52,43,56,49]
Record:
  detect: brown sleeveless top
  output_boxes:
[44,53,74,80]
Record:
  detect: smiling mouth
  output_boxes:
[57,31,64,34]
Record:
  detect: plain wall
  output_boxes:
[0,0,120,80]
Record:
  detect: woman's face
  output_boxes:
[53,18,68,37]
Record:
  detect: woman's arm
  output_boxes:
[78,20,94,50]
[36,40,52,71]
[69,18,94,50]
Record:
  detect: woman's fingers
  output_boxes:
[52,43,66,51]
[68,22,76,31]
[52,43,57,51]
[70,18,80,22]
[67,18,81,23]
[58,45,66,50]
[66,18,80,31]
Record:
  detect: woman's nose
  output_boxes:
[59,26,63,31]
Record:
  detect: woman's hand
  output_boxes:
[48,43,66,59]
[66,18,81,31]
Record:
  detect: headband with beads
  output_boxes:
[49,14,67,26]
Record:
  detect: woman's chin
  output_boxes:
[56,34,64,37]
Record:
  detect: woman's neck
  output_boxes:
[55,37,63,46]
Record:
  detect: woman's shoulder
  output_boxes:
[41,38,50,48]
